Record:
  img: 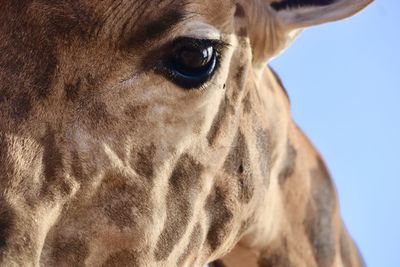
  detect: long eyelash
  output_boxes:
[198,77,220,93]
[170,37,229,54]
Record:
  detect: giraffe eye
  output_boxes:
[173,45,214,74]
[158,37,225,89]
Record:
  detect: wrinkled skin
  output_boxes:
[0,0,372,266]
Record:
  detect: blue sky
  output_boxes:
[271,1,400,266]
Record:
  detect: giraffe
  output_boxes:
[0,0,373,266]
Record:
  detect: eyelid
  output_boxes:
[170,37,230,53]
[179,21,221,41]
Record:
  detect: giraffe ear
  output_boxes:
[271,0,374,29]
[236,0,373,63]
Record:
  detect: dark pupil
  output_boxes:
[175,46,213,72]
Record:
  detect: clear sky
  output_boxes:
[270,1,400,266]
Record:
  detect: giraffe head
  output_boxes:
[0,0,372,266]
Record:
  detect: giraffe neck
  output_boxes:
[209,69,365,266]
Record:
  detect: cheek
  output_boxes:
[88,70,228,150]
[141,96,219,145]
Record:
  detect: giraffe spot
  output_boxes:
[57,179,77,198]
[242,91,252,114]
[70,150,84,181]
[0,90,7,105]
[235,65,247,92]
[124,104,149,121]
[154,154,203,261]
[224,131,254,204]
[0,2,76,105]
[84,73,97,86]
[231,64,248,103]
[177,223,203,266]
[29,48,58,99]
[207,97,228,146]
[205,186,234,251]
[102,249,139,267]
[237,173,254,204]
[0,206,14,250]
[0,133,11,180]
[50,236,89,266]
[278,142,297,185]
[40,127,65,197]
[41,128,63,181]
[234,3,246,18]
[65,79,82,101]
[87,101,113,126]
[304,157,336,267]
[256,128,271,186]
[98,171,152,229]
[11,92,32,120]
[70,149,99,182]
[237,27,248,37]
[130,144,156,179]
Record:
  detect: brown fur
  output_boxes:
[0,0,372,266]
